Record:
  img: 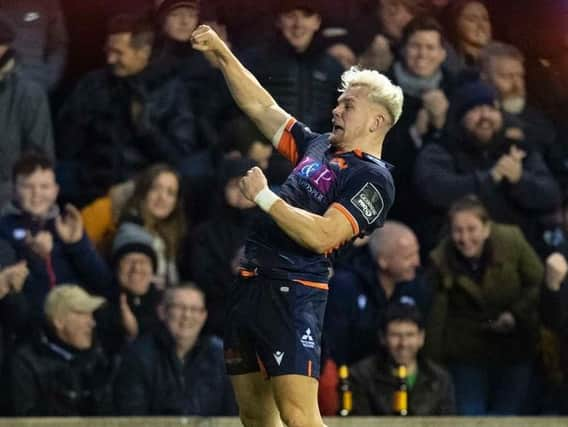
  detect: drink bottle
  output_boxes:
[338,364,352,416]
[392,365,408,416]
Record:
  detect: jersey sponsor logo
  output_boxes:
[273,351,285,366]
[294,157,336,195]
[301,328,316,349]
[350,183,384,224]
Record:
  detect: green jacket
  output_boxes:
[425,224,542,364]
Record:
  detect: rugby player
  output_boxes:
[192,25,403,427]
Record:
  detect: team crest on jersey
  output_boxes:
[293,157,336,194]
[351,183,384,224]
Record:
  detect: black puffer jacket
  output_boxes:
[241,34,344,133]
[114,325,237,415]
[10,328,114,416]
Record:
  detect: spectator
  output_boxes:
[383,16,455,229]
[240,0,344,133]
[443,0,492,80]
[96,223,162,358]
[221,116,273,171]
[480,42,556,159]
[350,301,455,415]
[187,157,259,337]
[0,18,54,208]
[480,40,568,207]
[81,180,135,255]
[153,0,225,159]
[10,285,113,415]
[118,164,186,289]
[59,0,154,85]
[326,40,357,71]
[57,12,195,205]
[114,284,237,415]
[0,238,29,414]
[414,80,561,252]
[325,221,430,365]
[542,252,568,413]
[0,0,67,90]
[357,0,426,72]
[0,153,112,317]
[426,195,542,415]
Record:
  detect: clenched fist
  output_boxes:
[239,167,268,202]
[191,25,226,54]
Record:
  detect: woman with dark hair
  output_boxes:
[426,195,542,415]
[443,0,492,79]
[118,163,186,289]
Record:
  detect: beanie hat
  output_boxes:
[111,223,158,272]
[158,0,199,18]
[453,80,497,120]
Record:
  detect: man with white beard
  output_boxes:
[480,42,556,156]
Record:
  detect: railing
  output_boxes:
[0,417,567,427]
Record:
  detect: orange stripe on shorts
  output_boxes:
[294,280,329,291]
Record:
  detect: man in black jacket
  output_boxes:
[240,0,343,134]
[350,301,455,415]
[114,284,237,415]
[57,13,196,205]
[10,285,113,416]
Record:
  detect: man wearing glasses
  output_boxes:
[114,284,237,415]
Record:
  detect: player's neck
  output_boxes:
[340,137,383,158]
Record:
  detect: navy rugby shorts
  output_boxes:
[224,270,327,379]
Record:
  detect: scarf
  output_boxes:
[393,61,443,98]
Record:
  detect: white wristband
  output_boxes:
[254,188,280,212]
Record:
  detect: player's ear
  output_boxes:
[369,115,380,133]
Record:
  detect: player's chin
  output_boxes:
[329,133,342,146]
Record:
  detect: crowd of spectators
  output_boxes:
[0,0,567,418]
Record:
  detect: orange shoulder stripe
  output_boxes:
[276,117,299,165]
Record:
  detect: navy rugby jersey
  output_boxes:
[242,118,395,285]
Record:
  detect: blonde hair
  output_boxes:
[340,66,404,125]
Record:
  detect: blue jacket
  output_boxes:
[325,249,432,365]
[0,204,112,315]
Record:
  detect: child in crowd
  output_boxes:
[0,152,111,318]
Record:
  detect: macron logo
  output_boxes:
[273,351,284,366]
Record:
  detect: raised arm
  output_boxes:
[191,25,289,143]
